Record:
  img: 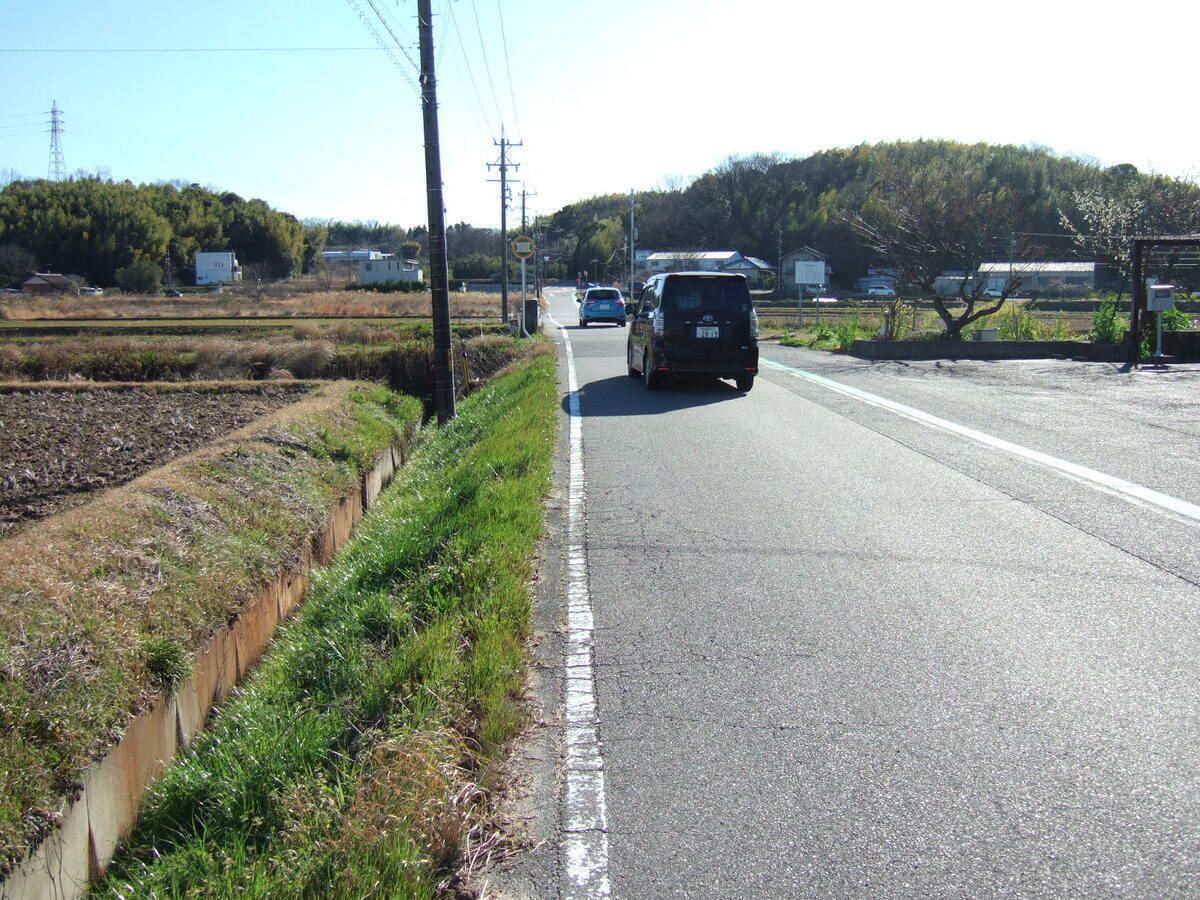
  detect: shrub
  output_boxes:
[835,314,861,352]
[1161,308,1194,331]
[345,280,429,294]
[995,305,1041,340]
[1090,300,1127,344]
[0,344,22,374]
[276,340,335,379]
[292,322,322,341]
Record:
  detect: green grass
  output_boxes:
[0,383,424,875]
[93,350,557,898]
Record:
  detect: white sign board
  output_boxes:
[794,260,825,285]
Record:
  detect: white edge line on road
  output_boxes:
[762,358,1200,525]
[548,312,612,900]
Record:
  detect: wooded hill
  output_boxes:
[0,179,325,288]
[549,140,1200,288]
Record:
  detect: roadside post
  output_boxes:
[512,235,536,337]
[1148,283,1176,360]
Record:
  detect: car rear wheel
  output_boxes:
[579,318,588,327]
[643,351,659,391]
[735,374,754,392]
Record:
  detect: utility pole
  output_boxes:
[629,189,637,299]
[48,100,65,181]
[417,0,455,423]
[777,225,784,300]
[488,127,521,324]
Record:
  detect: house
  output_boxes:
[644,250,743,273]
[195,251,242,286]
[21,273,76,295]
[323,249,386,262]
[977,261,1107,295]
[359,258,423,285]
[780,247,830,295]
[718,255,777,288]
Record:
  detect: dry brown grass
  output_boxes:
[0,288,506,321]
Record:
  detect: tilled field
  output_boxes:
[0,384,316,537]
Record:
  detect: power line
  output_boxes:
[468,0,504,128]
[495,0,522,138]
[342,0,420,94]
[446,0,494,137]
[361,0,420,73]
[0,46,385,53]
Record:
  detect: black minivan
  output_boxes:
[627,272,759,391]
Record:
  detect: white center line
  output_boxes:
[549,311,612,900]
[762,358,1200,525]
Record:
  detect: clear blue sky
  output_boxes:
[2,0,1196,230]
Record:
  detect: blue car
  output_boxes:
[578,287,627,327]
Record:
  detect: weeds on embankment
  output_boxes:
[93,350,557,898]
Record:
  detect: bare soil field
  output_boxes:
[0,384,315,537]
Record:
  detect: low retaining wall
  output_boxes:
[850,339,1127,362]
[0,444,406,900]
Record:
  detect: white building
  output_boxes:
[645,250,743,273]
[323,249,386,262]
[195,251,242,285]
[358,258,423,284]
[977,261,1100,294]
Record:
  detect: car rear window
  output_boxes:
[589,289,621,300]
[663,278,750,312]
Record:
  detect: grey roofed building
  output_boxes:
[977,261,1103,294]
[645,250,743,273]
[718,255,777,288]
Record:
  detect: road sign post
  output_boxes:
[511,236,536,337]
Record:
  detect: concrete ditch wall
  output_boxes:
[0,444,405,900]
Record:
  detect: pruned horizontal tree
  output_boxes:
[848,156,1037,339]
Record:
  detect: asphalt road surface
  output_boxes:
[540,287,1200,899]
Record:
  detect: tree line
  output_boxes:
[0,178,323,288]
[546,140,1200,294]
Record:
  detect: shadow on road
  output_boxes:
[563,374,745,418]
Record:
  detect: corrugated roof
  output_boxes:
[647,251,741,261]
[978,262,1097,273]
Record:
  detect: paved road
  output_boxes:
[542,287,1200,898]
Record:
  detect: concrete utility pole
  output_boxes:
[629,189,637,299]
[417,0,456,423]
[488,127,521,324]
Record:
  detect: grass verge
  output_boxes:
[0,382,423,876]
[92,348,558,897]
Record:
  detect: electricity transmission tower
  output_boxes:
[48,100,66,180]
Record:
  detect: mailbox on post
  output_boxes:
[1148,284,1176,311]
[1147,284,1176,359]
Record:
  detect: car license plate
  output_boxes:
[696,326,719,338]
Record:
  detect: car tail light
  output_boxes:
[653,309,664,336]
[583,300,595,307]
[750,308,759,339]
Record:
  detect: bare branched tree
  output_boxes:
[848,159,1034,339]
